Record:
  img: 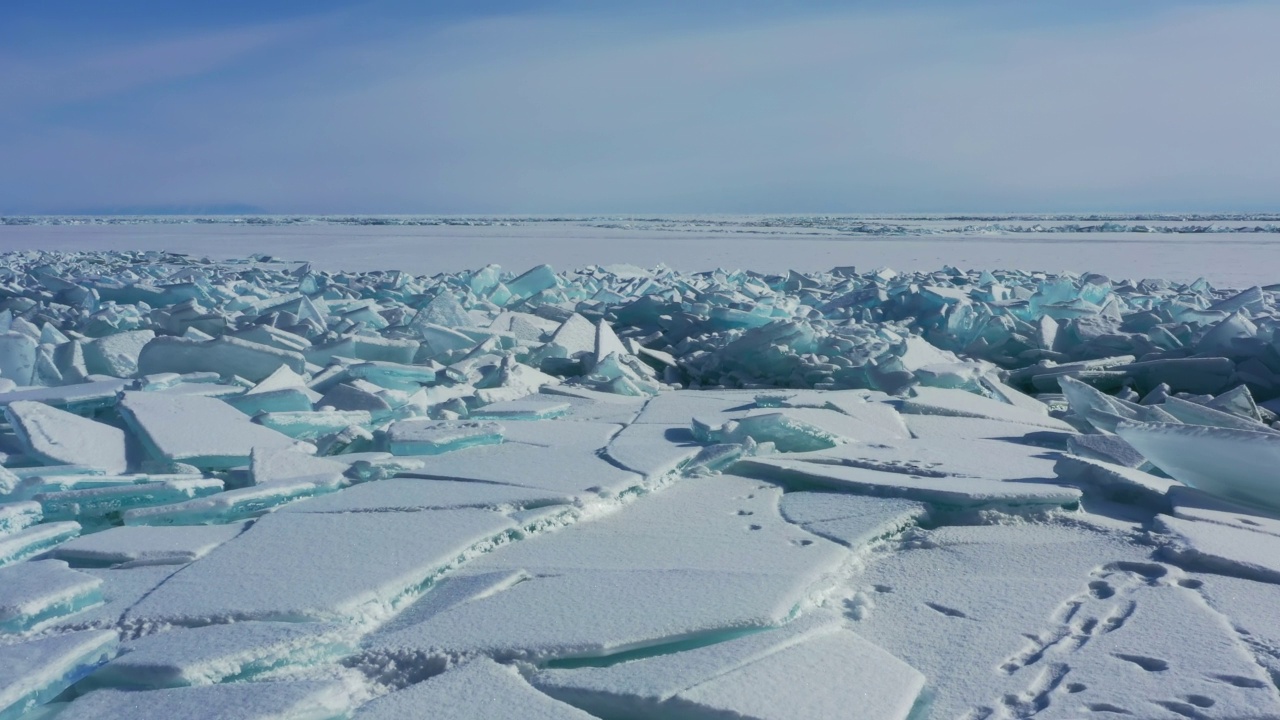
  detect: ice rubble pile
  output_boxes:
[1,250,1280,718]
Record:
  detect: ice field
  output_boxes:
[2,219,1280,719]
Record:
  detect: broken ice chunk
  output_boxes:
[0,630,116,720]
[471,399,571,420]
[354,657,596,720]
[58,681,350,720]
[0,378,132,414]
[250,446,349,485]
[0,332,37,387]
[136,335,306,383]
[0,521,81,567]
[88,621,355,688]
[5,401,129,475]
[0,501,42,536]
[1117,421,1280,512]
[50,523,248,568]
[386,419,504,456]
[1053,455,1178,509]
[36,479,224,523]
[0,560,103,633]
[778,492,927,549]
[83,330,154,378]
[119,392,309,469]
[695,412,843,453]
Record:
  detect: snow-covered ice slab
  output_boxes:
[399,443,642,497]
[89,621,354,688]
[385,419,504,456]
[1156,514,1280,584]
[366,476,846,662]
[119,392,308,469]
[59,680,350,720]
[535,616,925,720]
[898,386,1075,431]
[353,657,595,720]
[5,401,128,475]
[50,522,248,567]
[734,457,1081,510]
[0,501,41,536]
[786,433,1062,484]
[279,478,575,514]
[778,493,927,549]
[0,630,116,720]
[472,399,571,420]
[126,509,518,625]
[1117,421,1280,512]
[0,521,80,567]
[0,559,102,633]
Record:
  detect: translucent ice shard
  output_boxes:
[121,478,335,526]
[0,630,116,720]
[50,523,248,568]
[0,559,103,633]
[36,478,224,523]
[119,391,309,469]
[354,657,595,720]
[0,501,42,536]
[5,401,129,475]
[1117,421,1280,512]
[88,621,355,688]
[386,419,504,456]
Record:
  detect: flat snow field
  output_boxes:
[4,216,1280,285]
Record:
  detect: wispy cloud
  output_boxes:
[2,2,1277,213]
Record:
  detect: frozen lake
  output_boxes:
[4,215,1279,287]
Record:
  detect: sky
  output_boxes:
[1,1,1277,214]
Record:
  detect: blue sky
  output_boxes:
[2,1,1277,214]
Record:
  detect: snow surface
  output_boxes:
[0,247,1279,720]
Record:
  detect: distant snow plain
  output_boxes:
[4,215,1279,286]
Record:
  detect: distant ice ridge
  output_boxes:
[5,213,1280,236]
